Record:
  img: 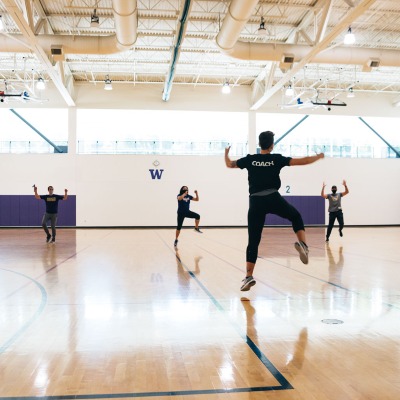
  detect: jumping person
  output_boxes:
[225,131,324,291]
[174,186,202,247]
[321,180,349,242]
[34,185,68,243]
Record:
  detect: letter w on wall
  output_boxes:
[149,169,164,179]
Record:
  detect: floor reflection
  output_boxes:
[327,244,344,285]
[175,248,201,299]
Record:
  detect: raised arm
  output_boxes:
[33,185,41,200]
[321,182,328,199]
[342,180,349,197]
[177,191,188,201]
[225,146,238,168]
[192,190,199,202]
[63,188,68,200]
[289,153,324,166]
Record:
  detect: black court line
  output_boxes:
[0,385,288,400]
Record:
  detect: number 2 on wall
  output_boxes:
[286,185,291,193]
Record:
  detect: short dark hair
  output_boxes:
[259,131,275,150]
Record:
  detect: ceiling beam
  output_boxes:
[315,0,333,43]
[250,0,379,110]
[3,0,75,106]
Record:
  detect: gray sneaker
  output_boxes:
[194,228,203,233]
[240,276,256,291]
[295,242,309,264]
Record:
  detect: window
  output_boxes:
[256,113,399,158]
[77,109,248,156]
[0,109,68,153]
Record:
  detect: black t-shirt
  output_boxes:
[40,194,64,213]
[236,153,292,194]
[177,194,193,213]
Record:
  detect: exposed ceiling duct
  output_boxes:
[0,0,138,55]
[162,0,193,102]
[216,0,387,109]
[216,0,398,67]
[217,42,400,68]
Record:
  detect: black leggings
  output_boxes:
[326,210,344,238]
[246,192,304,264]
[177,211,200,230]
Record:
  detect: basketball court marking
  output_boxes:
[0,268,48,355]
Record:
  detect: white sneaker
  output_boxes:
[240,276,256,291]
[295,242,309,264]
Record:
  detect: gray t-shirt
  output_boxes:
[327,193,343,212]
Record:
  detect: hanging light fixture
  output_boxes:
[0,15,4,31]
[257,17,267,37]
[36,77,46,90]
[344,26,355,45]
[285,84,294,96]
[90,9,99,28]
[222,80,231,94]
[347,87,355,98]
[104,75,113,91]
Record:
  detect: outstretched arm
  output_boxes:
[342,180,349,197]
[63,189,68,200]
[192,190,199,202]
[289,153,324,166]
[321,182,328,199]
[225,146,238,168]
[33,185,41,200]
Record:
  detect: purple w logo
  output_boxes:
[149,169,164,179]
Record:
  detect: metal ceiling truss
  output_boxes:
[0,0,400,106]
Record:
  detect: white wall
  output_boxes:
[1,153,399,226]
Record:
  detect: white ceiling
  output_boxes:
[0,0,400,108]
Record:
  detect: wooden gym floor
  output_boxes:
[0,226,399,400]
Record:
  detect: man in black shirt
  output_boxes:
[225,131,324,291]
[34,185,68,243]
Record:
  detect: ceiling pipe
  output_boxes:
[215,0,259,54]
[0,0,137,55]
[113,0,138,51]
[162,0,193,102]
[216,0,399,67]
[221,42,400,67]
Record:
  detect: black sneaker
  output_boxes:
[325,237,329,242]
[194,228,203,233]
[174,239,178,247]
[295,242,309,264]
[50,238,55,243]
[46,234,51,243]
[339,229,343,237]
[240,276,256,292]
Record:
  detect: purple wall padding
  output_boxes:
[265,196,324,225]
[0,195,76,226]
